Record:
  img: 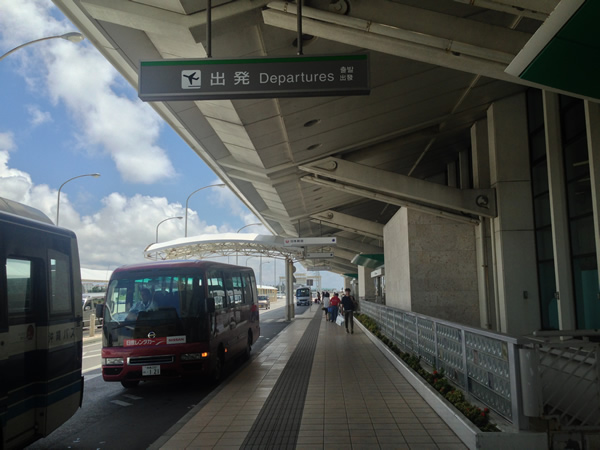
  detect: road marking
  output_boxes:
[111,400,132,407]
[84,373,102,381]
[83,364,102,374]
[83,353,101,359]
[123,394,143,400]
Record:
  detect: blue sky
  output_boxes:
[0,0,343,290]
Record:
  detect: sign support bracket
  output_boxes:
[207,0,212,58]
[297,0,303,56]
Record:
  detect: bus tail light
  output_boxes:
[181,352,209,361]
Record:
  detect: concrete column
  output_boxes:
[487,93,541,335]
[543,91,576,330]
[471,119,496,330]
[357,265,376,301]
[584,100,600,298]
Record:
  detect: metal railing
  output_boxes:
[360,301,528,430]
[525,332,600,430]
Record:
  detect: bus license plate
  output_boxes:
[142,365,160,376]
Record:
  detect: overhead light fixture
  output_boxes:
[304,119,320,127]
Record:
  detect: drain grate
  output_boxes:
[241,313,322,449]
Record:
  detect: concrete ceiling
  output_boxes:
[53,0,587,275]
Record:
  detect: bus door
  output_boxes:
[44,249,82,434]
[4,256,39,446]
[206,270,235,353]
[225,271,246,353]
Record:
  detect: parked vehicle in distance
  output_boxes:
[82,293,105,311]
[0,196,83,450]
[257,285,277,309]
[258,295,270,309]
[296,286,311,306]
[99,260,260,388]
[83,294,105,327]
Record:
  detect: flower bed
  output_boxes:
[355,313,499,432]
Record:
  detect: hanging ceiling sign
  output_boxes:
[305,252,335,259]
[138,54,369,101]
[283,237,337,247]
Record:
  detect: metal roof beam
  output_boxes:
[333,236,383,255]
[300,157,495,219]
[451,0,557,20]
[310,210,384,239]
[263,1,527,82]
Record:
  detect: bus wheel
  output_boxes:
[211,349,224,383]
[121,380,140,389]
[244,331,253,360]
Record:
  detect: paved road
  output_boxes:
[27,300,309,449]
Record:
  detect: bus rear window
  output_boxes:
[6,258,33,314]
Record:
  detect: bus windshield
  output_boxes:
[104,272,207,347]
[296,287,310,297]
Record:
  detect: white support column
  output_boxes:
[285,258,294,321]
[459,150,471,190]
[543,91,576,330]
[488,93,541,335]
[447,161,458,188]
[471,119,496,330]
[584,100,600,296]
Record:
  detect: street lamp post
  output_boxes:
[1,32,85,61]
[236,222,261,265]
[56,173,101,226]
[260,256,271,287]
[185,183,225,237]
[156,216,183,243]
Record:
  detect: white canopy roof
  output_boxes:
[81,267,113,283]
[144,233,307,261]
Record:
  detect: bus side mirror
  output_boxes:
[206,297,215,314]
[95,303,104,318]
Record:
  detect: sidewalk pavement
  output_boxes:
[151,306,467,450]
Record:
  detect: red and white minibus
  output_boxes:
[100,260,260,388]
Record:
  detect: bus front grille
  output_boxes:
[128,355,175,365]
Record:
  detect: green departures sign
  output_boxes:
[139,54,370,101]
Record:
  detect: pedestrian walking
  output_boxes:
[322,291,330,321]
[340,288,356,334]
[329,292,340,323]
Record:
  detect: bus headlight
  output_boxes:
[103,357,124,365]
[181,352,209,361]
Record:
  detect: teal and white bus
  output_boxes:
[0,197,83,449]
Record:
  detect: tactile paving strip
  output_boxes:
[241,313,322,449]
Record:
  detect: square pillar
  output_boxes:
[488,94,541,335]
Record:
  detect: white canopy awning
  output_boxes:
[144,233,308,261]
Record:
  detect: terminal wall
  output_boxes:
[385,208,480,327]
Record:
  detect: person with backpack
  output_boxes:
[340,288,356,334]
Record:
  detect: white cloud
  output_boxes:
[27,105,52,126]
[0,0,176,185]
[0,148,221,269]
[0,132,16,152]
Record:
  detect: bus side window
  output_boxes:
[6,258,34,314]
[207,271,225,309]
[48,249,73,315]
[223,272,234,306]
[242,273,254,305]
[231,272,243,304]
